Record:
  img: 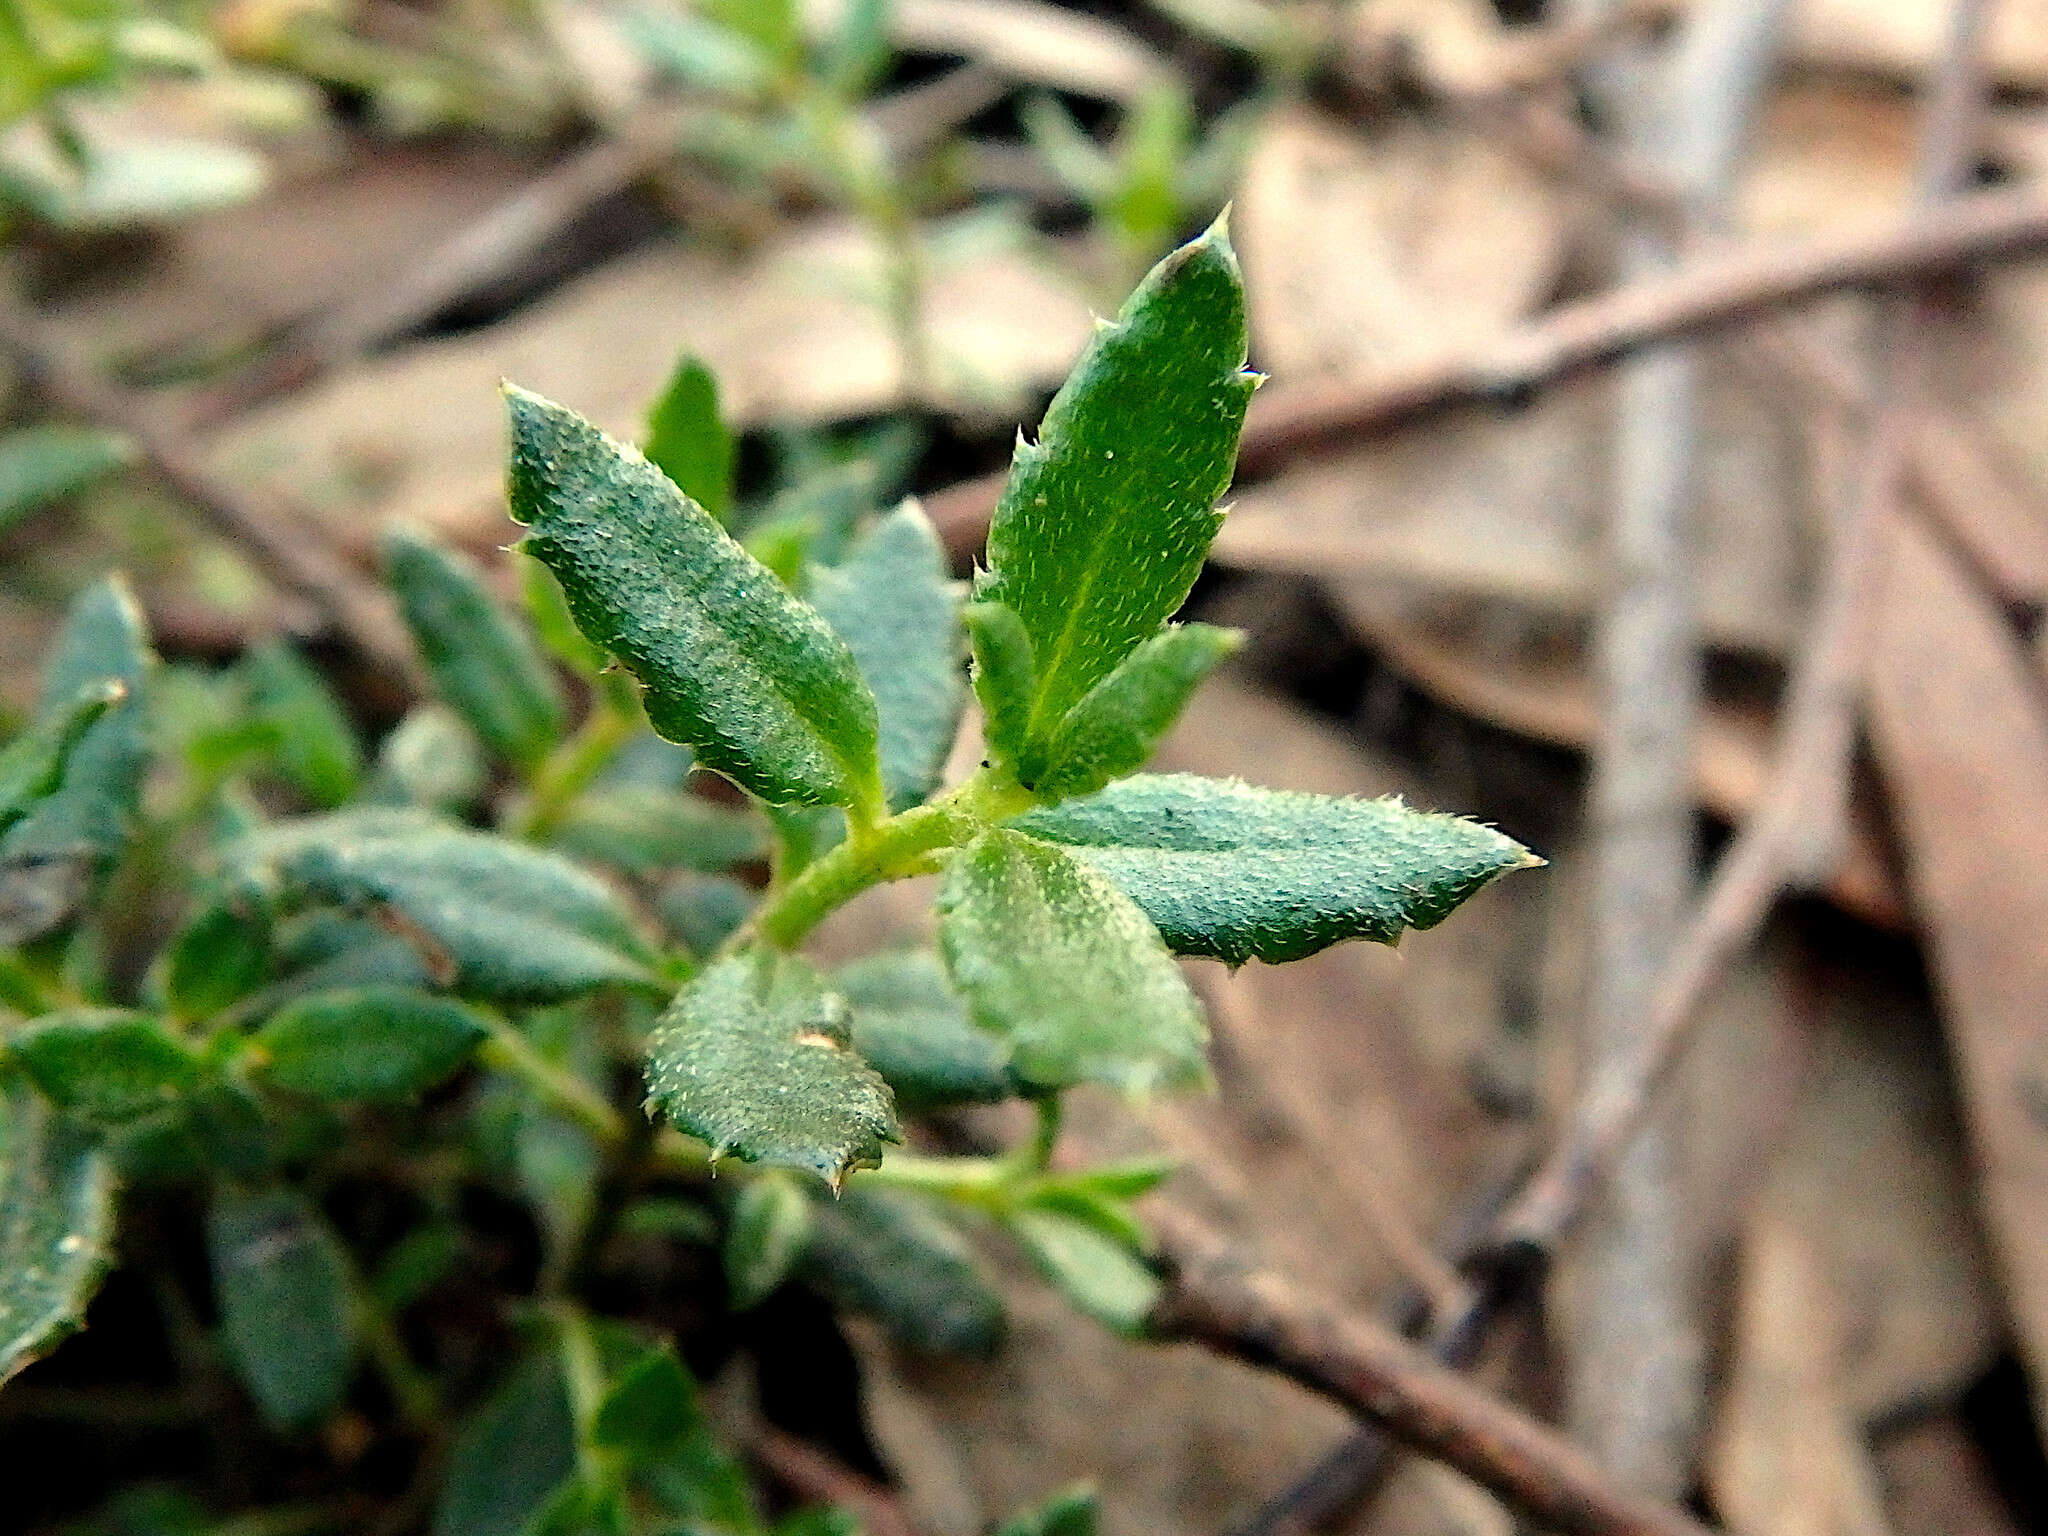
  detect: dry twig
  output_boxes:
[1148,1210,1715,1536]
[927,179,2048,555]
[0,289,415,677]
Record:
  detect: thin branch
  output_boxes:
[1147,1210,1716,1536]
[1498,0,1998,1260]
[0,288,415,678]
[926,178,2048,557]
[754,1428,923,1536]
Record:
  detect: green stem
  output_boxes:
[1020,1095,1063,1173]
[857,1151,1011,1210]
[549,1300,609,1485]
[744,767,1034,951]
[478,1015,629,1150]
[514,689,639,841]
[354,1288,442,1436]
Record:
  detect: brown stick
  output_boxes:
[0,289,415,678]
[1149,1211,1715,1536]
[754,1428,922,1536]
[926,178,2048,557]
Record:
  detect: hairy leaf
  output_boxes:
[0,1076,114,1383]
[644,354,735,523]
[255,987,487,1102]
[507,387,883,816]
[1028,623,1239,800]
[974,222,1256,759]
[227,809,657,1001]
[964,600,1034,769]
[811,503,966,811]
[645,950,898,1185]
[936,830,1207,1096]
[12,1010,202,1124]
[1016,774,1540,964]
[836,950,1013,1109]
[801,1186,1004,1358]
[207,1187,356,1429]
[383,527,566,772]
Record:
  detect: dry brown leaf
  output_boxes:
[1232,105,1564,381]
[1871,1415,2021,1536]
[42,140,536,367]
[807,0,1165,99]
[1867,509,2048,1443]
[203,219,1095,545]
[1788,0,2048,91]
[1215,368,1811,657]
[1706,1213,1894,1536]
[1735,84,1918,241]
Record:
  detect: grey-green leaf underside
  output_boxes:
[936,829,1207,1097]
[645,950,899,1185]
[506,387,882,815]
[226,809,657,1001]
[1016,774,1539,964]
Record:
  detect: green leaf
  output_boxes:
[658,873,757,958]
[435,1348,578,1536]
[164,897,274,1018]
[973,221,1256,762]
[810,503,966,812]
[936,830,1207,1097]
[368,703,490,813]
[226,809,658,1002]
[1015,774,1541,965]
[207,1186,356,1430]
[0,578,152,942]
[591,1343,697,1458]
[12,1009,202,1124]
[645,950,897,1186]
[0,1075,114,1383]
[963,601,1034,769]
[723,1167,814,1310]
[507,387,884,818]
[255,987,487,1102]
[0,678,122,834]
[373,1219,462,1311]
[775,1511,862,1536]
[1005,1208,1160,1337]
[242,641,362,810]
[0,425,131,534]
[836,950,1012,1109]
[1028,623,1239,800]
[801,1186,1004,1357]
[644,354,736,523]
[996,1485,1100,1536]
[549,784,767,876]
[383,527,566,772]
